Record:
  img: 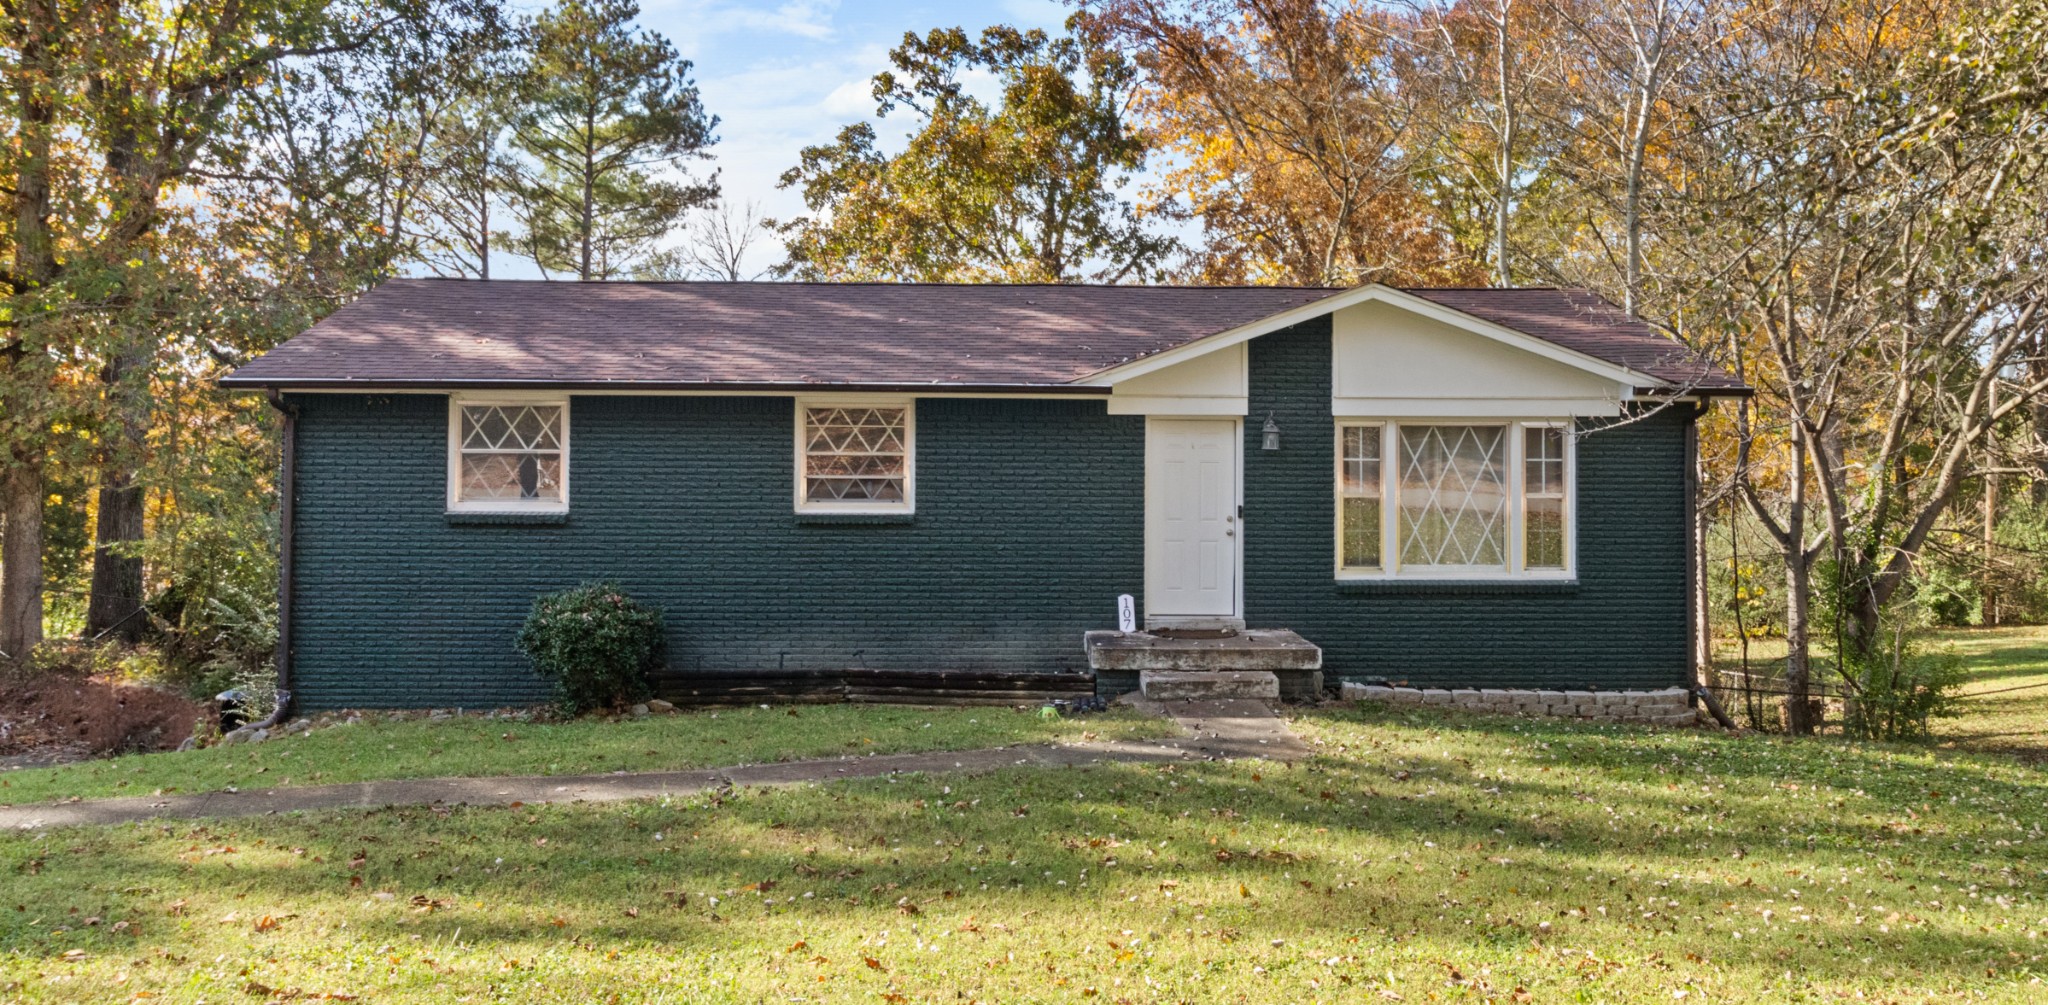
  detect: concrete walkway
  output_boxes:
[0,698,1306,830]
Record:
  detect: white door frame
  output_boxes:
[1143,416,1245,630]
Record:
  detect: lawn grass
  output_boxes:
[2,703,2041,1002]
[1715,624,2048,761]
[0,704,1173,807]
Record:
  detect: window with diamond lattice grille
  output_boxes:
[802,405,909,507]
[456,403,564,506]
[1397,424,1508,568]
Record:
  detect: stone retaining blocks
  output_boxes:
[1339,682,1698,726]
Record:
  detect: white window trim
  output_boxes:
[447,393,571,514]
[794,396,916,514]
[1333,418,1575,581]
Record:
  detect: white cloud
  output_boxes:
[822,78,877,118]
[644,0,841,59]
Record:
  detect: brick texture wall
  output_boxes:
[1242,317,1694,690]
[285,320,1694,708]
[288,394,1144,709]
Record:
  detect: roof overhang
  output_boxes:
[216,377,1114,395]
[1076,283,1668,392]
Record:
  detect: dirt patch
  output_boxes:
[0,675,208,756]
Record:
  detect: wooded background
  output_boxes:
[4,0,2045,734]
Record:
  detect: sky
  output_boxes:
[487,0,1077,279]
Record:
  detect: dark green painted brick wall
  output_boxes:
[1242,317,1693,690]
[287,393,1145,709]
[284,319,1694,707]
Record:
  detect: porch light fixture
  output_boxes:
[1261,412,1281,451]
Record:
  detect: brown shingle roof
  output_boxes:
[1406,287,1744,389]
[221,279,1741,391]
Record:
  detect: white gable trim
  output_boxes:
[1076,284,1662,392]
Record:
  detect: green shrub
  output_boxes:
[515,582,666,714]
[1841,629,1967,742]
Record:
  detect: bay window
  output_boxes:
[1336,420,1572,578]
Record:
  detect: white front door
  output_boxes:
[1145,418,1240,624]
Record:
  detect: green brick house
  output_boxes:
[222,280,1743,711]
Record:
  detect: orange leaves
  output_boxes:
[252,913,294,932]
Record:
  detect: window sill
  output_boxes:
[446,510,570,526]
[1334,578,1577,595]
[794,512,916,526]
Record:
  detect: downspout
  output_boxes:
[256,389,299,729]
[1684,401,1737,729]
[1684,405,1699,689]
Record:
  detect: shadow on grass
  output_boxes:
[3,706,2039,997]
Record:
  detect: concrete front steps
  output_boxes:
[1139,669,1282,700]
[1084,629,1323,701]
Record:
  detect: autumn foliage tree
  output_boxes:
[1080,0,1482,286]
[774,20,1175,284]
[2,0,508,663]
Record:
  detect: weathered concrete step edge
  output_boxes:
[1341,682,1700,726]
[1141,670,1282,700]
[1085,629,1323,671]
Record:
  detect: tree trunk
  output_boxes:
[1783,553,1816,735]
[579,107,596,280]
[86,343,151,641]
[2033,330,2048,506]
[478,174,491,281]
[1493,6,1516,287]
[0,461,44,660]
[85,476,146,642]
[1983,470,1999,626]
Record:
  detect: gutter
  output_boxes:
[256,389,299,729]
[1633,385,1753,399]
[218,377,1114,396]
